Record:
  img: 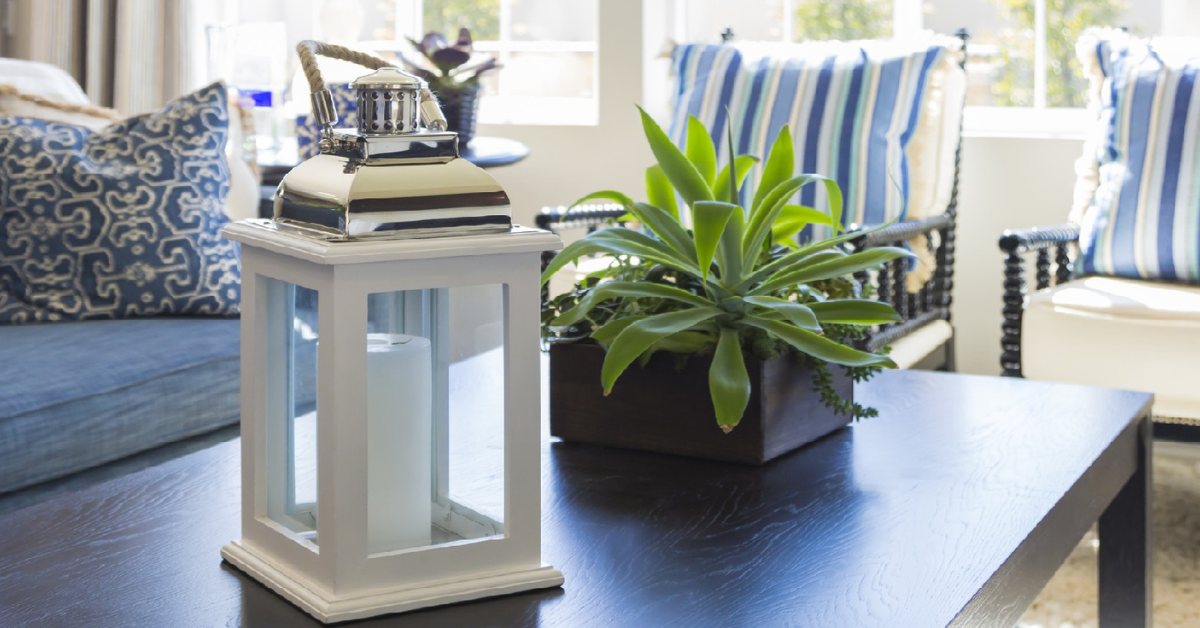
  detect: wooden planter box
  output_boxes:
[548,342,852,465]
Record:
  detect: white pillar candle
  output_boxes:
[367,333,432,554]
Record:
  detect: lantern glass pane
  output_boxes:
[263,278,320,547]
[365,284,506,555]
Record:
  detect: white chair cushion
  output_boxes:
[902,52,965,293]
[0,89,115,129]
[889,318,953,370]
[1022,277,1200,420]
[547,256,616,301]
[906,47,966,223]
[0,58,114,130]
[935,57,966,215]
[0,57,89,104]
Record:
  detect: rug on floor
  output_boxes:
[1018,452,1200,628]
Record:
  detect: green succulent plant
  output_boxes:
[541,107,913,432]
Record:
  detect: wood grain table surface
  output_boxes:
[0,370,1154,628]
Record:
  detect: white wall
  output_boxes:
[480,0,1089,377]
[953,135,1083,375]
[478,0,652,225]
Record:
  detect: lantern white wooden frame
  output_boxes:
[220,221,563,623]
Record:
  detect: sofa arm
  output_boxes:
[998,224,1080,377]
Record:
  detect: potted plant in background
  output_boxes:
[541,108,912,464]
[401,28,499,147]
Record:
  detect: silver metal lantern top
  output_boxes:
[273,42,511,241]
[352,67,448,136]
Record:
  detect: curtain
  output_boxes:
[3,0,208,115]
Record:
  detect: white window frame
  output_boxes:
[937,0,1187,138]
[471,39,599,126]
[673,0,1188,139]
[394,0,599,126]
[955,0,1088,139]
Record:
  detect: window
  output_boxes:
[199,0,598,128]
[413,0,599,125]
[675,0,900,44]
[924,0,1161,109]
[343,0,599,126]
[674,0,1180,137]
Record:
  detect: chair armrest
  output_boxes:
[537,204,629,302]
[856,213,953,247]
[535,204,627,231]
[996,224,1079,288]
[850,212,957,366]
[997,224,1080,377]
[998,224,1080,254]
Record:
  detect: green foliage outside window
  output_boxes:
[790,0,1128,108]
[423,0,501,41]
[793,0,892,41]
[991,0,1128,107]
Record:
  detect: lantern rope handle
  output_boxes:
[296,41,391,94]
[296,40,447,136]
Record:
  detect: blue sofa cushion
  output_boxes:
[0,318,241,493]
[0,82,241,324]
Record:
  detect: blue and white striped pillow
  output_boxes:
[668,44,744,157]
[669,40,947,233]
[1077,33,1200,282]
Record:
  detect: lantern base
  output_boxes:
[221,540,564,623]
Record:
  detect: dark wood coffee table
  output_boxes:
[0,371,1152,627]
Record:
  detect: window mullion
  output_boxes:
[1033,0,1047,108]
[498,0,513,104]
[781,0,795,43]
[1161,0,1186,36]
[672,0,688,42]
[892,0,923,38]
[386,0,422,39]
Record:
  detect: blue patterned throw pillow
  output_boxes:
[296,83,357,159]
[1077,33,1200,282]
[0,82,241,324]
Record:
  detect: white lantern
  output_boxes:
[220,46,563,623]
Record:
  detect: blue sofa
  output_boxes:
[0,62,260,495]
[0,318,241,494]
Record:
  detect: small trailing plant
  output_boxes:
[541,107,913,432]
[400,28,499,100]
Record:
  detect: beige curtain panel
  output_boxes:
[1,0,202,115]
